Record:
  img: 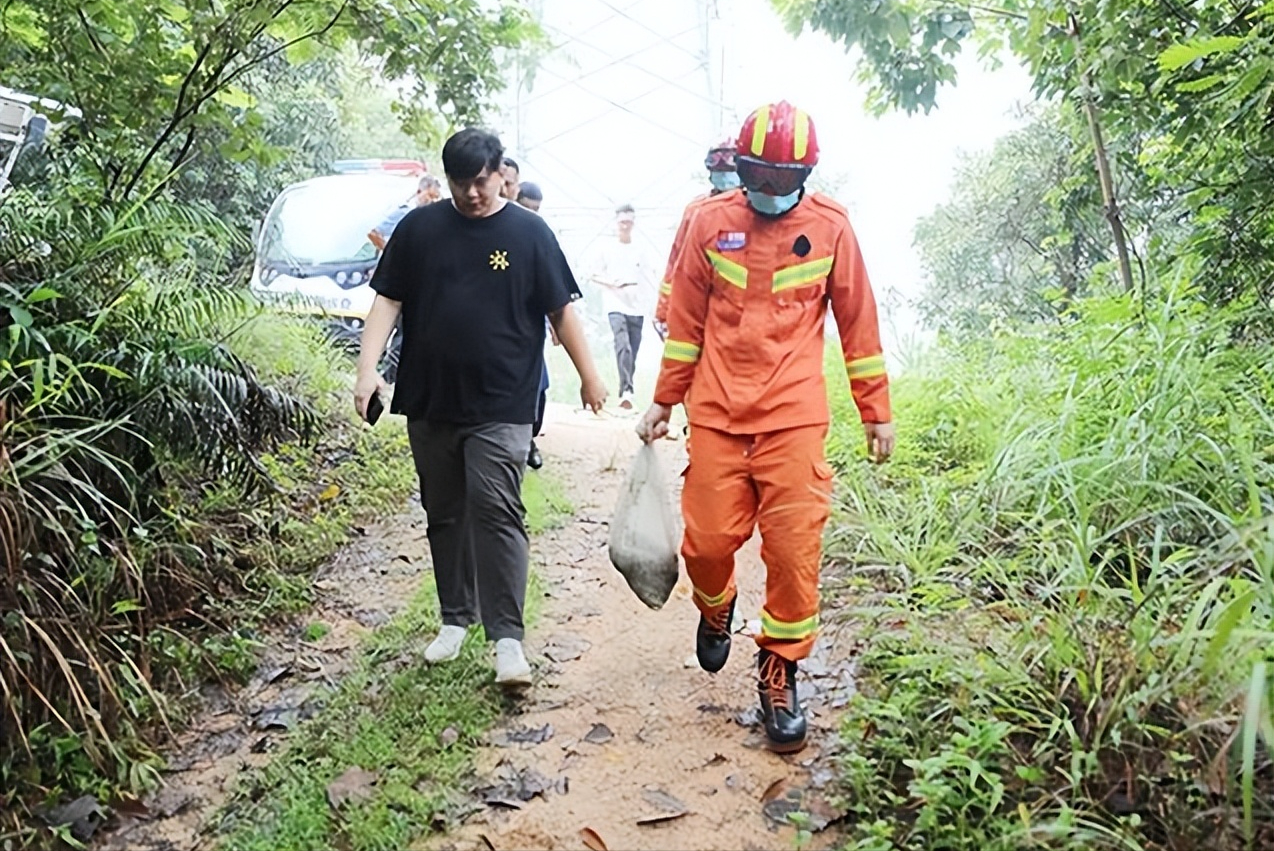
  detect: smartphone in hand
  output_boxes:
[365,390,384,425]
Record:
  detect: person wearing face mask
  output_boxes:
[635,101,896,754]
[652,140,742,340]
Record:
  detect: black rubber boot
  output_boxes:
[757,649,806,753]
[527,440,543,470]
[695,596,736,673]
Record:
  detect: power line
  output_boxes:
[595,0,706,66]
[520,21,705,110]
[526,72,708,150]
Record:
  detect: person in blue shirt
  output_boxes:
[367,174,441,252]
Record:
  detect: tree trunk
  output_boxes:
[1069,14,1136,293]
[1079,88,1136,293]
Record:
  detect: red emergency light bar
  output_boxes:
[332,158,428,176]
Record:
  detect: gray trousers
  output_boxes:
[407,420,532,641]
[608,312,644,396]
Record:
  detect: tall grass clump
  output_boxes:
[823,282,1274,850]
[0,186,408,827]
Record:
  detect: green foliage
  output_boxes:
[825,286,1274,849]
[772,0,974,115]
[0,0,538,827]
[911,103,1108,332]
[775,0,1274,307]
[0,0,536,201]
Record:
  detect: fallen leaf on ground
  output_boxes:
[493,723,554,746]
[637,811,688,826]
[40,795,105,842]
[544,633,591,663]
[580,827,609,850]
[583,723,613,744]
[641,788,688,816]
[254,706,301,731]
[760,777,788,803]
[326,766,379,809]
[761,785,807,828]
[318,484,340,501]
[479,765,553,808]
[107,796,151,820]
[762,795,803,827]
[803,792,849,832]
[259,665,292,686]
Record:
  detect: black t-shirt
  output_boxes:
[370,200,580,424]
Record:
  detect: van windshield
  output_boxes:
[259,176,417,268]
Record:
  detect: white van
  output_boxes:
[249,161,428,380]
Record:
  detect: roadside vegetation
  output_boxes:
[793,1,1274,847]
[0,1,537,844]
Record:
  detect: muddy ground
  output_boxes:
[100,404,862,851]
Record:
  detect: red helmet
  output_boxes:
[736,101,819,167]
[704,138,737,172]
[735,102,818,197]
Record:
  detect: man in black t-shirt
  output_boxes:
[354,128,607,688]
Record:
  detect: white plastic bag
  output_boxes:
[608,443,680,610]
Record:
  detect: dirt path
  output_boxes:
[101,403,857,851]
[99,511,438,850]
[424,405,854,851]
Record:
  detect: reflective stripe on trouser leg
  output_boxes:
[681,426,758,618]
[751,424,833,661]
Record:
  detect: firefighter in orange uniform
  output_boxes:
[652,139,741,340]
[637,101,895,753]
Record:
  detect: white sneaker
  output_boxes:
[424,625,467,663]
[494,638,532,687]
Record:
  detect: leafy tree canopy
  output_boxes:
[1,0,538,201]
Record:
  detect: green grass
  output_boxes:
[218,577,502,851]
[820,287,1274,850]
[523,466,573,535]
[217,468,573,851]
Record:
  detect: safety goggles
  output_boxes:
[704,147,736,171]
[736,156,811,197]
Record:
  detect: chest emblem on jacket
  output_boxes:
[489,250,510,271]
[716,231,747,251]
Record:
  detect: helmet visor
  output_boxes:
[704,147,736,171]
[737,156,811,197]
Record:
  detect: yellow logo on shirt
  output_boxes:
[489,250,509,271]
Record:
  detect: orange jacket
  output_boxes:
[654,189,742,325]
[653,191,891,433]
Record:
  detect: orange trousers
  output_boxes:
[681,424,833,661]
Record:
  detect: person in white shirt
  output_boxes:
[588,204,659,408]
